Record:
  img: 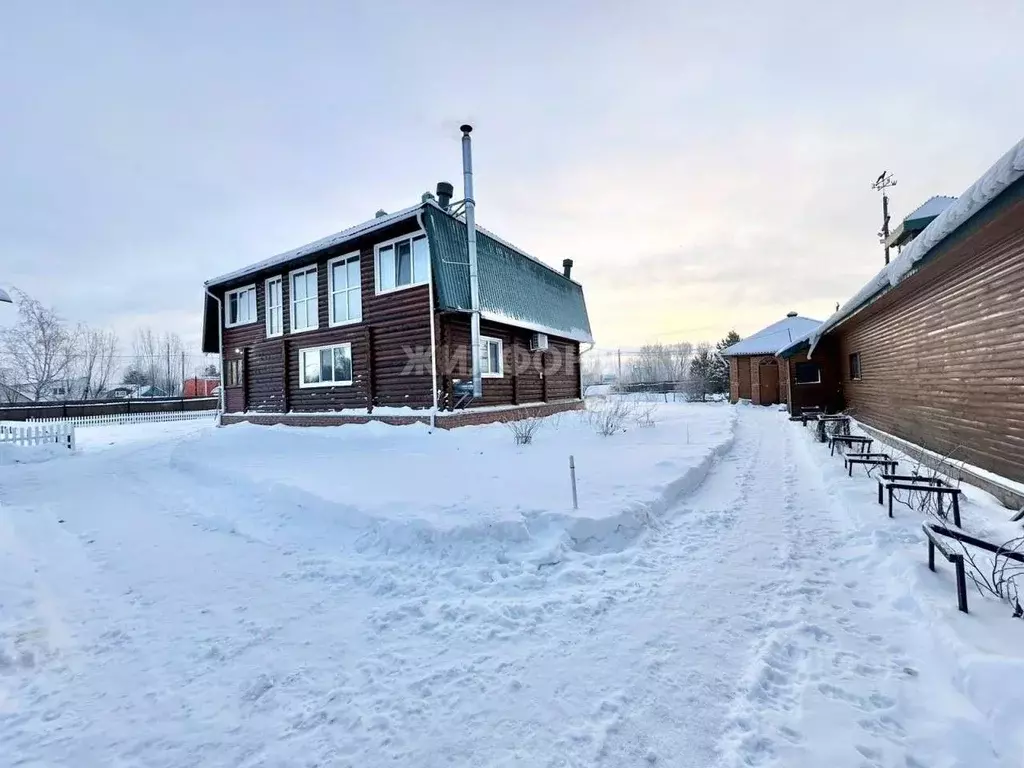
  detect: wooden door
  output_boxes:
[758,359,779,405]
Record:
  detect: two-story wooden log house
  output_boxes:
[202,197,593,427]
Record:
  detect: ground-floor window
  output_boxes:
[300,343,353,387]
[794,361,821,385]
[226,358,243,387]
[480,336,503,378]
[849,352,862,381]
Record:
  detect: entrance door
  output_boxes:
[758,358,779,405]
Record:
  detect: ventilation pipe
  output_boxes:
[436,181,454,210]
[461,124,483,398]
[562,259,574,278]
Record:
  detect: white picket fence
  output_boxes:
[26,410,218,429]
[0,421,76,450]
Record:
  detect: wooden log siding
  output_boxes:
[218,218,433,413]
[438,315,580,408]
[835,184,1024,484]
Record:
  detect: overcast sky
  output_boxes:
[3,1,1023,351]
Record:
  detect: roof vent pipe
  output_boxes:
[460,124,483,399]
[375,209,387,218]
[786,311,798,317]
[436,181,454,211]
[562,258,573,278]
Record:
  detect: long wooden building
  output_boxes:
[202,198,593,427]
[777,134,1024,484]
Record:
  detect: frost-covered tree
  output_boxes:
[687,343,717,401]
[0,289,77,401]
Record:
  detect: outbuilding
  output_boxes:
[721,313,821,406]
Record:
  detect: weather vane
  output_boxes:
[872,171,898,265]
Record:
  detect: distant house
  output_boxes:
[0,377,88,403]
[202,194,593,427]
[777,134,1024,484]
[107,384,171,399]
[183,378,220,398]
[721,313,822,406]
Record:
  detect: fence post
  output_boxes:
[569,455,578,510]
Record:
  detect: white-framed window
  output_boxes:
[290,266,318,333]
[794,362,822,385]
[265,276,283,337]
[299,343,353,388]
[328,252,362,326]
[225,284,257,327]
[375,233,429,293]
[480,335,503,378]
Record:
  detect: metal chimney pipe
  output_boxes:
[461,124,483,398]
[562,258,573,278]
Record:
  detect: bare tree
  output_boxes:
[75,326,119,399]
[0,289,77,401]
[131,327,186,395]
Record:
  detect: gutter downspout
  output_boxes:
[578,341,595,399]
[416,207,439,430]
[204,285,226,426]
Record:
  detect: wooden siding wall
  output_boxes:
[836,191,1024,483]
[220,219,433,413]
[783,342,844,415]
[438,315,581,409]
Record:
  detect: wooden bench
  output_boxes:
[877,474,962,526]
[844,453,898,477]
[922,523,969,613]
[829,434,872,456]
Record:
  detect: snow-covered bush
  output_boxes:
[505,410,545,445]
[587,398,637,437]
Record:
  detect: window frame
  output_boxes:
[374,231,430,295]
[327,251,363,327]
[224,284,258,328]
[288,265,319,334]
[794,361,822,385]
[298,342,354,388]
[849,352,862,381]
[265,275,283,338]
[480,335,504,378]
[225,358,244,388]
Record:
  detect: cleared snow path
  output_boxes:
[0,408,1018,767]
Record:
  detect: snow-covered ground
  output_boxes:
[0,404,1021,767]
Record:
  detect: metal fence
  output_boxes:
[26,410,218,429]
[0,421,76,450]
[0,397,218,422]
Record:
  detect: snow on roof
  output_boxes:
[205,204,424,287]
[903,195,957,224]
[802,134,1024,354]
[720,315,822,357]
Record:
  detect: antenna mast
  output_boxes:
[872,171,897,265]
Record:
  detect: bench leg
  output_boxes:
[848,460,853,477]
[877,481,883,505]
[952,493,961,528]
[888,487,894,519]
[830,441,836,457]
[928,539,935,571]
[937,493,944,520]
[954,556,968,614]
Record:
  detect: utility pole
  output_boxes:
[872,171,897,265]
[166,342,171,396]
[181,351,186,398]
[617,349,622,383]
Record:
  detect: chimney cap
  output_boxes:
[786,311,798,317]
[460,123,473,134]
[375,209,388,218]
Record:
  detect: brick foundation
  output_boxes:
[220,400,584,430]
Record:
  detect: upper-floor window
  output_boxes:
[376,233,429,293]
[265,276,283,337]
[225,285,257,327]
[328,253,362,326]
[849,352,862,381]
[290,266,318,333]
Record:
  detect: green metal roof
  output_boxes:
[422,204,594,343]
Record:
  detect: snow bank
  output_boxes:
[168,403,736,566]
[0,442,69,465]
